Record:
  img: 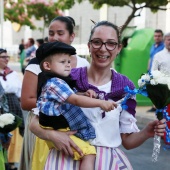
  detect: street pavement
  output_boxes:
[136,106,156,124]
[121,122,170,170]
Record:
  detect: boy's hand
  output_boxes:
[84,89,97,98]
[100,100,117,112]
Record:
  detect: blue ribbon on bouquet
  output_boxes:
[102,85,148,118]
[156,107,170,146]
[120,86,148,110]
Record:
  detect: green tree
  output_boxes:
[4,0,72,33]
[4,0,35,29]
[26,0,63,36]
[58,0,169,33]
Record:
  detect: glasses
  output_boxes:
[0,56,10,59]
[90,39,118,51]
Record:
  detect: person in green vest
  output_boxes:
[18,39,26,74]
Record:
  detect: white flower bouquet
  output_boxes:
[138,70,170,120]
[138,70,170,162]
[120,70,170,162]
[0,112,22,134]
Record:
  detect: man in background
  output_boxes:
[151,32,170,145]
[22,38,36,73]
[147,29,164,112]
[151,32,170,75]
[25,38,36,59]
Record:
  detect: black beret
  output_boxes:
[36,41,76,64]
[0,48,7,54]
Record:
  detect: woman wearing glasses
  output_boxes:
[0,48,24,170]
[29,21,165,170]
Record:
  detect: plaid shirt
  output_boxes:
[37,77,96,140]
[37,78,74,116]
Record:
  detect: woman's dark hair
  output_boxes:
[44,37,48,43]
[36,39,44,46]
[0,48,7,54]
[50,16,75,35]
[66,16,75,27]
[89,21,121,44]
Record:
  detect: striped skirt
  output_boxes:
[45,146,133,170]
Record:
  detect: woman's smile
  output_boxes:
[97,55,109,59]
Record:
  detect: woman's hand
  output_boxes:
[47,130,83,157]
[121,118,166,150]
[143,119,166,138]
[84,89,97,98]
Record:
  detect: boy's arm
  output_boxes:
[66,93,117,112]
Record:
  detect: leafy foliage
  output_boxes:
[78,0,168,11]
[56,0,75,10]
[3,0,72,30]
[75,0,168,32]
[4,0,36,29]
[26,0,62,28]
[3,0,169,32]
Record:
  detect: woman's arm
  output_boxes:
[121,119,166,150]
[77,89,97,98]
[21,70,38,110]
[29,115,83,157]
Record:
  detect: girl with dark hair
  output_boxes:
[19,16,90,170]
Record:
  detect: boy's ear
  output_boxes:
[43,61,51,70]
